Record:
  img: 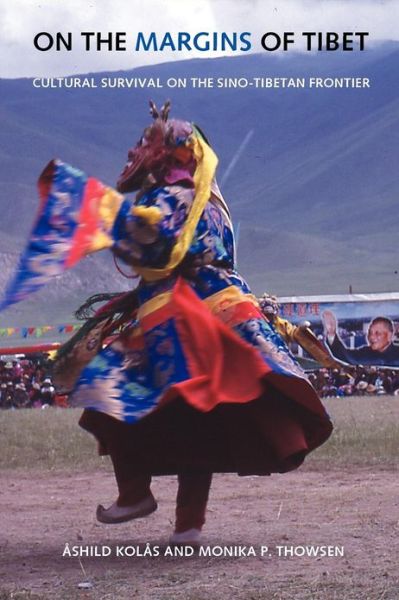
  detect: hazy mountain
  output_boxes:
[0,44,398,327]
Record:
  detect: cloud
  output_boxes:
[0,0,397,78]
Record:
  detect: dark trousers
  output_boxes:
[111,452,212,532]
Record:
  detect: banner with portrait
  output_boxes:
[278,293,399,369]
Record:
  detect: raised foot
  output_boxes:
[96,495,157,524]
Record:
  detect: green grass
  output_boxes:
[0,408,110,471]
[306,395,399,469]
[0,396,398,471]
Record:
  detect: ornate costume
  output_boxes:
[2,102,333,541]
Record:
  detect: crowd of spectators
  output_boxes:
[0,355,67,409]
[1,353,399,409]
[309,365,399,398]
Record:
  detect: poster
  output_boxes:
[1,1,398,599]
[279,292,399,368]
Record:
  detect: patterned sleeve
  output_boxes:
[111,185,195,269]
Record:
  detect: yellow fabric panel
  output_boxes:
[137,291,173,320]
[132,205,163,226]
[204,286,259,313]
[133,132,218,281]
[99,187,124,229]
[89,186,124,252]
[274,317,297,343]
[89,230,114,252]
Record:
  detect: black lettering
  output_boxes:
[261,32,281,51]
[356,32,368,50]
[81,32,95,50]
[34,32,54,51]
[80,32,126,51]
[302,32,316,51]
[325,32,340,51]
[33,32,72,51]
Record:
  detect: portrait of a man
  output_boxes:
[322,311,399,367]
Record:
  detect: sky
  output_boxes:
[0,0,398,78]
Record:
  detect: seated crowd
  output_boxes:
[0,355,67,409]
[1,354,398,409]
[309,365,399,398]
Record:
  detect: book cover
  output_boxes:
[0,1,398,599]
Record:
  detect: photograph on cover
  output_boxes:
[278,295,399,368]
[0,1,398,599]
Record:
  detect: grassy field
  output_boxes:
[0,397,398,600]
[0,396,398,471]
[0,407,104,471]
[306,395,399,469]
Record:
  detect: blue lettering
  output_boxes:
[239,32,252,51]
[135,32,158,51]
[159,32,176,51]
[193,32,210,51]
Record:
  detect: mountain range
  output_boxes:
[0,43,398,327]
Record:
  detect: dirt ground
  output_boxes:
[1,467,398,599]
